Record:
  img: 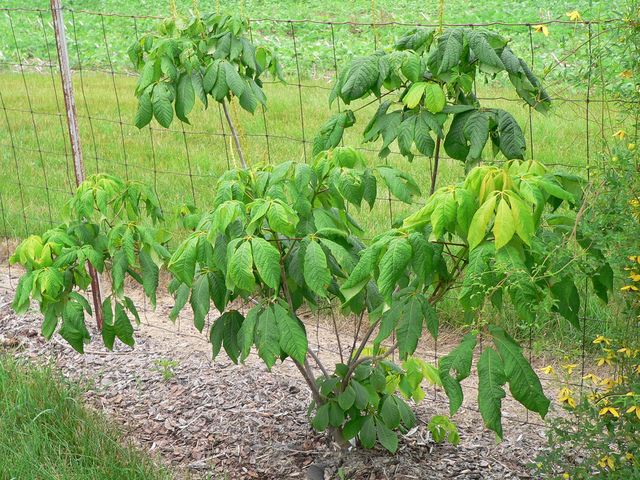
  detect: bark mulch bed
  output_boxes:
[0,264,550,479]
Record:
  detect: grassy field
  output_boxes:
[0,353,172,480]
[0,70,613,239]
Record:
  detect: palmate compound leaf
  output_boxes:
[439,333,477,415]
[273,303,308,364]
[477,346,507,440]
[377,237,412,304]
[490,325,550,418]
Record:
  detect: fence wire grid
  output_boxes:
[0,4,634,432]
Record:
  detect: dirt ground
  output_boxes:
[0,260,556,479]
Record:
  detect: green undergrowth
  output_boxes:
[0,353,173,480]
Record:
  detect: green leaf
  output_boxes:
[477,347,506,440]
[313,111,356,157]
[114,301,134,347]
[444,110,475,161]
[423,84,446,114]
[152,83,173,128]
[377,238,412,304]
[304,240,332,298]
[403,82,427,109]
[169,283,190,322]
[190,274,211,333]
[343,415,366,441]
[381,395,400,429]
[328,402,345,427]
[210,315,225,359]
[42,306,58,340]
[397,115,416,159]
[396,297,424,359]
[464,28,505,73]
[251,237,281,290]
[408,233,434,284]
[229,241,255,292]
[255,305,280,370]
[439,333,477,415]
[431,191,457,239]
[376,418,398,453]
[275,305,308,364]
[374,300,404,344]
[464,112,490,162]
[414,118,435,156]
[11,271,34,316]
[341,55,379,103]
[312,403,330,431]
[497,110,526,160]
[338,385,357,411]
[238,80,258,113]
[237,305,260,362]
[435,27,464,74]
[175,72,196,124]
[139,250,159,307]
[508,194,534,246]
[359,415,376,449]
[459,240,494,311]
[493,197,516,250]
[342,243,384,302]
[121,227,136,267]
[490,326,549,418]
[267,201,298,238]
[134,92,153,129]
[222,310,243,363]
[550,276,580,329]
[168,236,198,286]
[203,61,220,93]
[468,193,497,251]
[111,249,128,298]
[397,398,416,427]
[223,61,245,97]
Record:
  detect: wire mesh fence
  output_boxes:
[0,3,633,431]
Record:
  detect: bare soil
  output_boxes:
[0,261,554,480]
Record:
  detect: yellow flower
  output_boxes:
[566,10,582,21]
[613,129,627,141]
[558,392,576,408]
[597,357,612,367]
[562,364,578,374]
[626,453,635,461]
[600,378,616,391]
[634,364,640,374]
[620,70,634,79]
[622,285,640,291]
[540,365,555,375]
[627,405,640,420]
[593,335,612,345]
[532,24,550,36]
[599,406,620,417]
[583,373,600,384]
[619,346,634,357]
[598,455,615,469]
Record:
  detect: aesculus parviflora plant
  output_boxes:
[10,11,612,452]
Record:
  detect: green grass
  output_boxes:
[0,69,616,239]
[0,353,172,480]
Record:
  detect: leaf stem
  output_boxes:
[221,98,247,169]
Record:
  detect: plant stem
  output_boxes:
[430,136,441,196]
[221,98,247,169]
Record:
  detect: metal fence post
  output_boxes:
[50,0,104,330]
